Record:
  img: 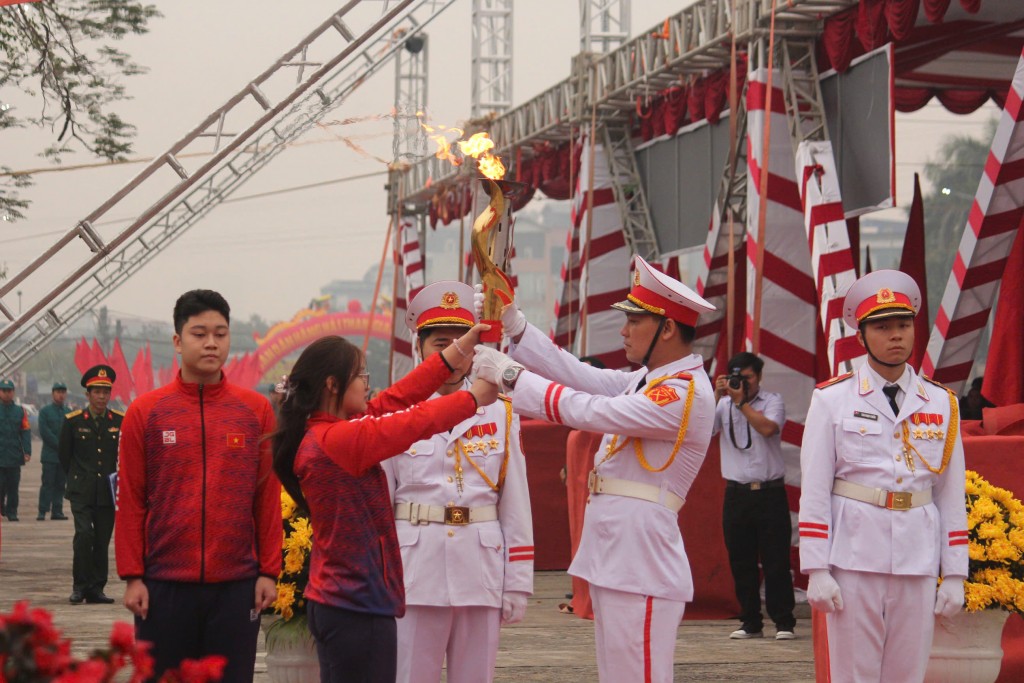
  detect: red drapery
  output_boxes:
[820,0,1007,115]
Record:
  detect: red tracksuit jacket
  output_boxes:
[298,353,478,617]
[115,372,282,583]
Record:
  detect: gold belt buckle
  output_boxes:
[444,505,470,525]
[886,491,912,510]
[749,482,762,491]
[587,470,599,494]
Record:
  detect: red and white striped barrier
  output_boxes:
[746,68,819,478]
[693,198,736,368]
[549,136,631,369]
[922,47,1024,392]
[390,216,424,382]
[795,140,861,375]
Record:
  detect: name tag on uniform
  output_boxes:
[853,411,878,421]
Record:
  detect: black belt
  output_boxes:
[726,478,785,491]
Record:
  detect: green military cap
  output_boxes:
[81,364,116,389]
[0,379,14,390]
[52,382,68,391]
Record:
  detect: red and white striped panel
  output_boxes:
[795,141,861,375]
[550,135,631,369]
[390,216,425,382]
[922,47,1024,392]
[746,68,819,482]
[693,199,737,369]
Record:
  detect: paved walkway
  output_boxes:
[0,439,816,681]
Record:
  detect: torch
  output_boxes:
[471,177,524,343]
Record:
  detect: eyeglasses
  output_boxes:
[356,371,370,384]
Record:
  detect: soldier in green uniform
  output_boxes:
[0,378,32,522]
[38,381,71,521]
[59,365,123,605]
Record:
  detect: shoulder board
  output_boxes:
[110,409,125,417]
[497,393,512,403]
[920,375,955,394]
[65,410,83,419]
[673,372,693,381]
[816,372,853,390]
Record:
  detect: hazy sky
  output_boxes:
[2,0,995,328]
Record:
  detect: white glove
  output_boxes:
[472,345,522,392]
[934,576,965,619]
[807,570,844,613]
[473,283,527,339]
[501,591,529,625]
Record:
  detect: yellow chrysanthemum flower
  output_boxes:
[272,582,297,621]
[281,491,297,521]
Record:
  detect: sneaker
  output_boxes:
[729,628,764,639]
[776,630,796,640]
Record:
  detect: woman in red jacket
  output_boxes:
[272,326,497,683]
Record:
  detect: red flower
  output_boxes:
[109,622,136,652]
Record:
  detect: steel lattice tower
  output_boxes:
[471,0,513,117]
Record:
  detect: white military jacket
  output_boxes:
[508,324,715,602]
[798,363,969,578]
[383,390,534,608]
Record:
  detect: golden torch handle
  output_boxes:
[471,178,516,344]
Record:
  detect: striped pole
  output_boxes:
[922,47,1024,392]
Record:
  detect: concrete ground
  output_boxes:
[0,438,815,681]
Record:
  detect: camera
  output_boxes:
[727,367,746,391]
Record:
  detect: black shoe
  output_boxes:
[37,514,46,521]
[51,513,68,520]
[84,591,115,604]
[69,590,85,604]
[7,516,19,522]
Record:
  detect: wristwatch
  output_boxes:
[501,365,524,391]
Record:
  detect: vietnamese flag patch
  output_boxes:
[227,433,246,449]
[644,386,680,407]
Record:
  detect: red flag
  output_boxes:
[131,346,154,398]
[90,338,108,368]
[0,1,44,6]
[982,226,1024,406]
[899,174,930,370]
[142,344,155,395]
[864,244,873,275]
[108,339,135,403]
[74,338,92,375]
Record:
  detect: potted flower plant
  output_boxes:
[0,600,225,682]
[263,490,318,683]
[926,470,1024,683]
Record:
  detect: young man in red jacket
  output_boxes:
[115,290,282,682]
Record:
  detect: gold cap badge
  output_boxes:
[876,288,896,304]
[440,291,460,309]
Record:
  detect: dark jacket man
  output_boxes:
[38,382,71,520]
[0,378,32,521]
[59,365,122,604]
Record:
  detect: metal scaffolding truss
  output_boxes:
[0,0,459,376]
[393,32,430,167]
[580,0,630,54]
[398,0,856,209]
[601,122,658,260]
[471,0,513,117]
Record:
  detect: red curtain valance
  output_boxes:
[635,59,747,142]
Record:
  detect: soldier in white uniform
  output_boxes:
[383,281,533,683]
[473,255,717,683]
[798,270,968,683]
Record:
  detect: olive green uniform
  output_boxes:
[59,408,123,596]
[38,400,71,518]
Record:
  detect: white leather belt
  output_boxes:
[587,472,685,513]
[394,501,498,526]
[832,479,932,511]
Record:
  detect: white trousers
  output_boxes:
[827,568,936,683]
[590,584,686,683]
[394,604,501,683]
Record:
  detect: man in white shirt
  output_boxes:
[473,255,717,683]
[798,269,968,683]
[713,352,796,640]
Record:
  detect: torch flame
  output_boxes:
[417,115,506,180]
